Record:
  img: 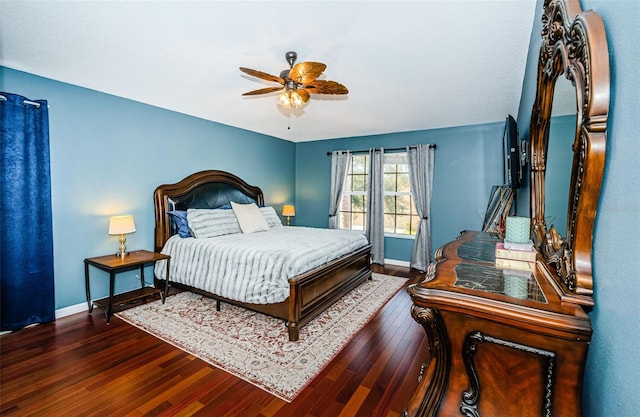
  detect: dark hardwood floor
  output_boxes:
[0,265,428,417]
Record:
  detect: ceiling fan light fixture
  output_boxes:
[291,91,304,108]
[278,91,292,108]
[278,89,304,109]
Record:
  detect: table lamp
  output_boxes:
[282,205,295,226]
[108,215,136,257]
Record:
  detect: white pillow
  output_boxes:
[231,202,270,234]
[186,208,241,238]
[260,206,283,228]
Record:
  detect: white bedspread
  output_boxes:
[154,227,369,304]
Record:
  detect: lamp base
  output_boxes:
[115,234,129,257]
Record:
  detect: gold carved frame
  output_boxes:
[529,0,609,304]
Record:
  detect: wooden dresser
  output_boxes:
[403,0,609,415]
[404,231,591,417]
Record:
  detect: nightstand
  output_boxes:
[84,249,170,323]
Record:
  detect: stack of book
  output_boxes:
[494,240,536,272]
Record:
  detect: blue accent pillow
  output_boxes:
[168,210,191,238]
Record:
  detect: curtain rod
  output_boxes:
[0,94,43,108]
[326,144,436,156]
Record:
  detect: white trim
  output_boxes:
[55,302,88,319]
[384,232,415,240]
[384,258,410,267]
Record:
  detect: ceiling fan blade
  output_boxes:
[239,67,285,84]
[289,62,326,84]
[303,80,349,95]
[242,86,284,96]
[297,89,311,103]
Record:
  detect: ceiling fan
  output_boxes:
[239,51,348,109]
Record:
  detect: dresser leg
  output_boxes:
[403,306,450,417]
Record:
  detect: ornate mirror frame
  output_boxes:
[529,0,609,305]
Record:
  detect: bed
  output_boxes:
[153,170,372,341]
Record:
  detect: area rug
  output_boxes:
[116,273,405,402]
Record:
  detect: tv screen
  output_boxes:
[503,114,520,189]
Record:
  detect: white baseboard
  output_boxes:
[384,258,410,267]
[56,302,88,319]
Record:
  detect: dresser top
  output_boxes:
[408,230,592,338]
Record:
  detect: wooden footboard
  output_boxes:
[287,244,372,341]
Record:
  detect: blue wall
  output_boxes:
[295,125,505,261]
[1,67,295,311]
[517,1,639,415]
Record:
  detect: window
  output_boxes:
[383,153,419,235]
[338,152,419,236]
[339,154,368,231]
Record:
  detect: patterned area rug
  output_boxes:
[116,273,405,402]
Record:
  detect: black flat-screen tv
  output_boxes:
[503,114,520,189]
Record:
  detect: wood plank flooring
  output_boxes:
[0,266,428,417]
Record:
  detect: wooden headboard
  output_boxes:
[153,170,265,252]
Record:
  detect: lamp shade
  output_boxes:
[282,205,296,217]
[108,215,136,235]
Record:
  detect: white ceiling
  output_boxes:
[0,0,537,143]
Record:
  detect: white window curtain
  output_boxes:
[366,148,384,265]
[328,150,351,229]
[407,144,435,271]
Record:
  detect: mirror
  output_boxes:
[544,76,576,237]
[529,0,609,305]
